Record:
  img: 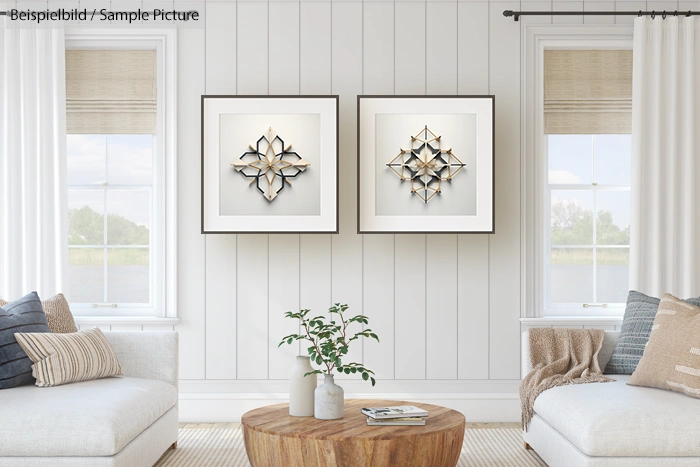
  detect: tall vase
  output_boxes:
[289,356,316,417]
[314,374,344,420]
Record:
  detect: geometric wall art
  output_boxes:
[386,125,466,204]
[231,127,310,202]
[358,95,495,233]
[202,95,339,233]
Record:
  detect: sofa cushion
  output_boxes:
[605,290,700,374]
[533,374,700,457]
[0,292,51,389]
[0,377,177,456]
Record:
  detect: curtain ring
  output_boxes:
[662,11,667,19]
[687,10,693,17]
[651,10,656,19]
[638,10,643,17]
[674,10,678,17]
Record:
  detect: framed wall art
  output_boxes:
[357,95,495,234]
[202,95,339,233]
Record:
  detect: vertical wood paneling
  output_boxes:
[206,2,237,95]
[236,1,270,380]
[175,11,206,380]
[458,2,489,94]
[269,1,300,95]
[268,235,300,378]
[395,2,426,95]
[236,235,269,379]
[425,1,458,381]
[394,0,426,381]
[300,2,333,364]
[426,235,458,379]
[204,2,238,381]
[488,1,521,380]
[457,1,490,381]
[300,2,332,95]
[360,1,396,380]
[553,1,584,24]
[458,235,490,379]
[427,2,458,95]
[237,2,269,95]
[363,236,395,379]
[268,1,302,379]
[362,2,395,94]
[332,2,365,380]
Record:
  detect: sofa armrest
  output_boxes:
[103,332,179,390]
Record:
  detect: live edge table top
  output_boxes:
[241,399,465,440]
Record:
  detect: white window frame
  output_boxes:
[65,29,178,322]
[521,25,633,319]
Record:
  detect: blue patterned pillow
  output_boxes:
[605,290,700,374]
[0,292,50,389]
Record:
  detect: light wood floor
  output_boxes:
[180,422,520,429]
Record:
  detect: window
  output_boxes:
[524,43,632,317]
[67,134,154,309]
[65,31,176,318]
[547,134,631,312]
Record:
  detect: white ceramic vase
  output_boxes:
[289,356,316,417]
[314,374,344,420]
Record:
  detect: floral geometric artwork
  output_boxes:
[386,125,466,204]
[231,127,310,202]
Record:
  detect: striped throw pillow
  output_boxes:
[0,292,51,389]
[1,294,77,334]
[629,294,700,399]
[15,327,123,387]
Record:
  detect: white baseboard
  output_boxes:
[178,392,520,423]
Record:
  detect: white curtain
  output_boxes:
[631,17,700,297]
[0,25,68,300]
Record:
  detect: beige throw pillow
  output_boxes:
[629,293,700,398]
[14,327,123,387]
[0,293,77,333]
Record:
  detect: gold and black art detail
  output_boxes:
[232,127,310,202]
[387,125,466,204]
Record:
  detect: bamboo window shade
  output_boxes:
[66,50,156,134]
[544,50,632,134]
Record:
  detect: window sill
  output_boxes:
[74,316,180,326]
[520,316,622,327]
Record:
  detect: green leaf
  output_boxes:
[316,355,323,365]
[336,358,342,367]
[351,368,357,374]
[362,372,369,381]
[287,337,293,345]
[370,377,376,386]
[344,367,351,374]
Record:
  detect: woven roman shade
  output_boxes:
[544,50,632,134]
[66,50,156,134]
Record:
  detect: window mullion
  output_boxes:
[104,136,109,305]
[592,135,597,304]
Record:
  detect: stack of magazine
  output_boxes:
[361,405,428,426]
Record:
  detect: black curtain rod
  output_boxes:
[504,9,700,21]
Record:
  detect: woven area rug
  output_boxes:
[155,425,546,467]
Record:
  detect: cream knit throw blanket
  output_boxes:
[520,328,615,431]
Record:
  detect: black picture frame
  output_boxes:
[201,95,340,234]
[357,95,495,234]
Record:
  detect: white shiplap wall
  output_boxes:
[86,0,693,422]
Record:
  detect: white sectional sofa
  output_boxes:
[522,331,700,466]
[0,332,179,467]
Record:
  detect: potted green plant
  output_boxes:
[279,303,379,420]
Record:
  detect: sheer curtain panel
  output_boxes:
[0,25,68,300]
[631,17,700,297]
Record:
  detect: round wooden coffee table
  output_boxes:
[241,399,465,467]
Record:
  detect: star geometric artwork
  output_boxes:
[386,125,466,204]
[231,127,310,202]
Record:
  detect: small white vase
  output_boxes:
[314,374,344,420]
[289,356,316,417]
